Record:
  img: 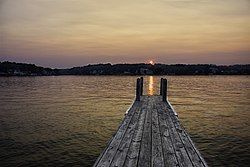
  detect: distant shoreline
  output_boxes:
[0,61,249,76]
[1,74,250,77]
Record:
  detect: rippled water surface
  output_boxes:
[0,76,249,166]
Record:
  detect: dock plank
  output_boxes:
[157,104,179,166]
[160,101,193,167]
[123,104,147,167]
[94,102,140,167]
[94,95,207,167]
[165,103,207,167]
[137,96,152,167]
[110,102,141,166]
[151,99,165,167]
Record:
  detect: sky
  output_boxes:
[0,0,250,68]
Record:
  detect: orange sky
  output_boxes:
[0,0,250,68]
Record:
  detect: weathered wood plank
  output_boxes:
[160,101,193,167]
[94,102,140,167]
[138,96,152,167]
[151,99,165,167]
[94,95,207,167]
[165,103,207,167]
[110,103,141,166]
[184,130,208,167]
[123,104,147,167]
[157,105,179,166]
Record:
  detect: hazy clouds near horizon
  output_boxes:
[0,0,250,68]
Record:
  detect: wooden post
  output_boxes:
[140,77,143,96]
[162,79,167,101]
[136,78,141,101]
[160,78,163,95]
[166,78,168,99]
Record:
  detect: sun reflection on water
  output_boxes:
[148,76,154,95]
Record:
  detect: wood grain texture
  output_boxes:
[157,100,179,167]
[151,99,164,167]
[94,95,207,167]
[94,102,140,167]
[123,104,147,167]
[110,102,141,166]
[138,96,152,167]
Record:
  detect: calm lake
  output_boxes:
[0,76,249,167]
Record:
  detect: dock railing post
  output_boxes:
[166,78,168,99]
[162,78,167,102]
[160,78,163,95]
[140,77,143,96]
[136,78,141,101]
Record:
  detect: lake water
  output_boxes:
[0,76,249,167]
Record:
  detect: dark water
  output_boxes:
[0,76,249,166]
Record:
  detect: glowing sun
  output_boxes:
[149,60,154,65]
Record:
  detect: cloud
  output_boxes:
[1,0,249,67]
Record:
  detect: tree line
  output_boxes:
[0,61,249,76]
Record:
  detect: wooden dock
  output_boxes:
[94,78,207,167]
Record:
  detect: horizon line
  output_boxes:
[1,61,250,69]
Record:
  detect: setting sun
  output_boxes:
[149,60,154,65]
